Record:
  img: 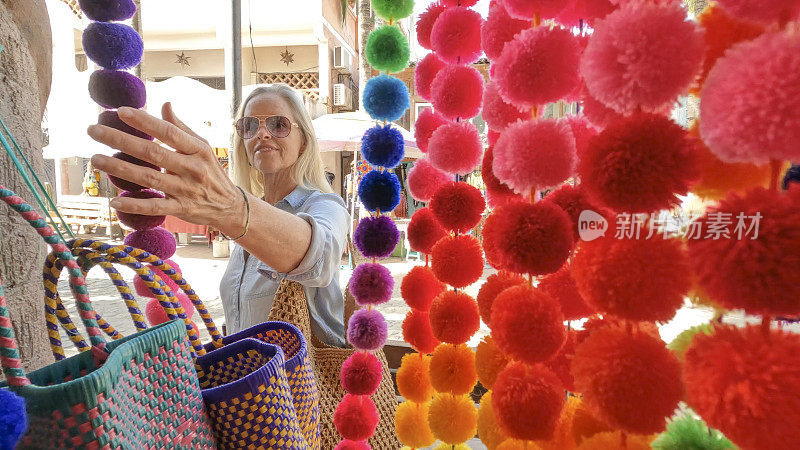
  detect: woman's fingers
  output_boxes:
[109,196,184,217]
[161,102,209,145]
[87,124,188,174]
[117,106,208,155]
[91,153,185,196]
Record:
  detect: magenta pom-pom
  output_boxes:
[334,394,379,441]
[428,121,483,176]
[500,0,567,19]
[347,309,389,351]
[430,6,484,65]
[349,263,394,306]
[334,440,371,450]
[341,352,383,396]
[89,70,146,109]
[98,110,153,141]
[107,152,160,192]
[408,158,452,202]
[416,2,446,50]
[414,108,448,153]
[482,1,529,61]
[430,65,485,121]
[483,82,529,132]
[116,189,166,230]
[124,227,176,260]
[414,53,446,101]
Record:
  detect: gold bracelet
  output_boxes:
[225,186,250,240]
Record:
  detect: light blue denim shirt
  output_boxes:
[219,186,349,347]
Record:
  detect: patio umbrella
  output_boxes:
[312,111,422,159]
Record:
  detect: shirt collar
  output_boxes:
[277,185,314,210]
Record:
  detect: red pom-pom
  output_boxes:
[581,84,624,129]
[687,187,800,316]
[481,1,529,60]
[491,285,566,364]
[482,82,529,132]
[430,65,485,121]
[482,146,522,208]
[544,184,606,241]
[402,310,441,354]
[487,128,501,146]
[429,290,481,345]
[416,2,446,50]
[476,271,526,326]
[431,235,484,288]
[562,115,597,158]
[572,323,683,434]
[340,351,383,396]
[716,0,800,24]
[684,325,800,450]
[408,158,451,203]
[494,27,580,109]
[494,119,577,194]
[401,265,446,311]
[430,182,485,233]
[544,330,577,392]
[572,236,690,322]
[414,108,448,153]
[500,0,567,19]
[415,53,446,101]
[407,207,448,255]
[581,2,704,115]
[579,112,698,213]
[538,265,594,321]
[493,362,565,441]
[431,6,484,65]
[334,394,379,441]
[441,0,479,6]
[482,202,574,276]
[557,0,617,26]
[428,121,483,176]
[334,440,370,450]
[700,31,800,164]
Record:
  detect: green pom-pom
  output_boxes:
[668,323,715,359]
[366,25,410,73]
[371,0,414,21]
[652,414,737,450]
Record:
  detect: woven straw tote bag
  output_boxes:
[268,279,400,449]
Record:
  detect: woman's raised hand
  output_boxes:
[88,105,246,237]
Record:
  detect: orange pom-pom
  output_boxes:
[571,398,613,446]
[476,271,527,326]
[477,391,509,450]
[576,431,653,450]
[401,265,445,311]
[684,325,800,450]
[536,395,581,450]
[395,401,436,448]
[431,235,485,288]
[396,352,434,403]
[429,290,480,345]
[428,393,478,445]
[572,323,683,434]
[493,362,565,441]
[430,344,477,396]
[475,336,509,390]
[538,265,594,321]
[402,310,441,354]
[497,439,544,450]
[491,285,565,364]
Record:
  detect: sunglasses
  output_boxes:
[235,115,298,139]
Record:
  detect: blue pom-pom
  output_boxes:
[784,164,800,190]
[82,22,143,70]
[361,125,405,168]
[89,70,146,109]
[0,389,27,450]
[362,74,410,122]
[358,170,401,213]
[78,0,136,22]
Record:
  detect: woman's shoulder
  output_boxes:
[298,187,347,212]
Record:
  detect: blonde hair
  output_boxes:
[230,84,333,197]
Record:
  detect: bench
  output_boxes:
[47,195,123,238]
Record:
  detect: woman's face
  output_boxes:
[243,93,304,176]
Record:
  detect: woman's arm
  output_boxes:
[88,105,312,273]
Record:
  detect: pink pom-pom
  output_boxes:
[431,6,484,65]
[481,1,529,61]
[408,158,452,202]
[441,0,479,6]
[483,82,529,132]
[488,129,501,146]
[415,53,446,101]
[123,227,176,260]
[557,0,617,26]
[493,119,576,194]
[144,293,195,326]
[428,121,483,176]
[494,27,581,110]
[562,115,597,157]
[349,263,393,306]
[341,351,383,396]
[416,2,446,50]
[347,309,388,351]
[581,2,704,115]
[700,31,800,164]
[133,260,183,298]
[581,83,624,129]
[414,108,449,153]
[716,0,800,24]
[334,440,371,450]
[334,394,379,441]
[430,65,485,121]
[500,0,567,19]
[482,146,522,208]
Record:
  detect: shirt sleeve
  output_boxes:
[258,193,350,287]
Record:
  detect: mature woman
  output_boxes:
[88,84,349,347]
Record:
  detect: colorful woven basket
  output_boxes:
[0,185,217,449]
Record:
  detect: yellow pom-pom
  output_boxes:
[577,431,653,450]
[668,322,715,360]
[395,401,436,448]
[476,336,509,390]
[428,393,478,445]
[434,444,471,450]
[430,343,477,395]
[397,352,434,403]
[477,391,508,450]
[537,396,580,450]
[497,439,544,449]
[571,398,613,446]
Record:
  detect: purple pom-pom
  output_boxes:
[347,309,388,350]
[124,227,176,260]
[107,152,160,192]
[340,351,383,395]
[349,263,394,305]
[353,216,399,259]
[78,0,136,22]
[82,22,143,70]
[116,189,165,230]
[0,388,27,450]
[89,70,146,109]
[98,111,153,141]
